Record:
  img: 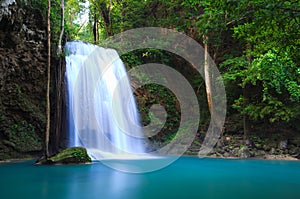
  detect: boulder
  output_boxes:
[265,154,298,160]
[238,146,251,158]
[279,140,288,149]
[36,147,92,165]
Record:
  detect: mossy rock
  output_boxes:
[36,147,92,165]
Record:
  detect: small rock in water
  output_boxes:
[36,147,92,165]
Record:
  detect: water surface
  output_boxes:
[0,157,299,199]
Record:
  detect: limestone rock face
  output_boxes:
[0,1,47,160]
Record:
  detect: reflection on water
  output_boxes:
[1,157,300,199]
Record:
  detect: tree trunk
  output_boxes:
[99,1,113,37]
[57,0,64,55]
[52,57,64,152]
[204,36,213,116]
[108,0,113,36]
[45,0,51,157]
[93,14,99,43]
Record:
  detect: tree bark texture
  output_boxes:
[45,0,51,157]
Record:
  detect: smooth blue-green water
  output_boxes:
[0,157,299,199]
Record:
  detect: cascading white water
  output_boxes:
[65,41,145,160]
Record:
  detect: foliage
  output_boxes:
[65,0,94,41]
[60,0,300,131]
[193,0,300,124]
[6,120,42,152]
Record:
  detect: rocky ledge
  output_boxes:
[187,132,300,160]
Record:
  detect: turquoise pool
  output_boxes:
[0,157,299,199]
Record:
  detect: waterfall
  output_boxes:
[65,41,145,160]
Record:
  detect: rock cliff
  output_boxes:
[0,0,47,160]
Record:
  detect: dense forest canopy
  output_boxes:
[52,0,300,133]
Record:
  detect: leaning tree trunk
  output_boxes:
[45,0,51,157]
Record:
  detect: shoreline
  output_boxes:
[1,154,299,164]
[201,155,299,161]
[0,157,36,164]
[184,153,299,161]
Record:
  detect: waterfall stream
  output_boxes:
[65,41,145,160]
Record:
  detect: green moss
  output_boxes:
[37,147,92,165]
[7,120,42,152]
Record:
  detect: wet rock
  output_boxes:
[216,148,224,154]
[216,139,224,148]
[270,148,276,155]
[255,150,266,157]
[263,144,271,151]
[209,133,300,159]
[265,154,298,160]
[245,139,254,148]
[279,140,288,149]
[238,146,251,158]
[232,147,239,156]
[36,147,92,165]
[209,153,217,158]
[254,142,263,150]
[289,145,299,155]
[223,152,230,157]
